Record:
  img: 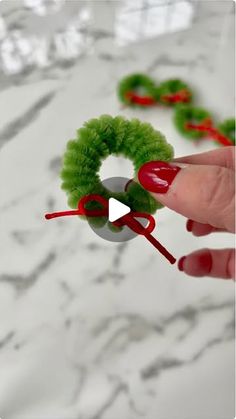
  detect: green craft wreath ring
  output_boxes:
[174,104,211,140]
[157,79,192,105]
[218,119,235,145]
[60,115,174,227]
[118,73,157,106]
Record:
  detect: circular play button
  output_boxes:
[88,176,144,243]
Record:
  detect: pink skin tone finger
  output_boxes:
[174,146,235,171]
[178,248,235,280]
[139,163,235,232]
[186,219,226,236]
[138,159,235,279]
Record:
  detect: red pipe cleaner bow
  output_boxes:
[161,89,191,104]
[125,89,191,107]
[185,118,232,146]
[125,91,156,106]
[45,194,176,264]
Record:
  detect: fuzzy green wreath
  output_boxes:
[61,115,173,227]
[174,104,212,140]
[157,79,192,106]
[117,73,157,106]
[218,118,235,145]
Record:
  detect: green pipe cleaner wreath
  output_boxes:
[173,104,211,140]
[117,73,235,147]
[118,73,157,106]
[218,119,235,145]
[61,115,173,227]
[156,78,192,105]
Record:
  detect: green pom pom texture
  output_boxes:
[61,115,174,223]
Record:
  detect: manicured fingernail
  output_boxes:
[186,219,194,232]
[138,161,181,194]
[178,256,186,271]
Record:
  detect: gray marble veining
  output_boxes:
[0,1,235,419]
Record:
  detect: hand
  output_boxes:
[138,147,235,280]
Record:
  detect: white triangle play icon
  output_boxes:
[108,198,131,222]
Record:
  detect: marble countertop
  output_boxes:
[0,1,235,418]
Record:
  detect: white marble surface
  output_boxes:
[0,1,235,418]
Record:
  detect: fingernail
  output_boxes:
[178,256,186,271]
[186,219,194,232]
[138,161,181,194]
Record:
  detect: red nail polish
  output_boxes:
[138,161,181,193]
[186,219,194,232]
[178,256,186,271]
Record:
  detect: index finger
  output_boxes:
[138,161,235,233]
[174,146,235,171]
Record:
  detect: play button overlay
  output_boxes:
[108,198,130,222]
[88,176,146,243]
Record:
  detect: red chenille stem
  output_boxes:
[185,119,232,146]
[161,89,190,104]
[125,91,156,106]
